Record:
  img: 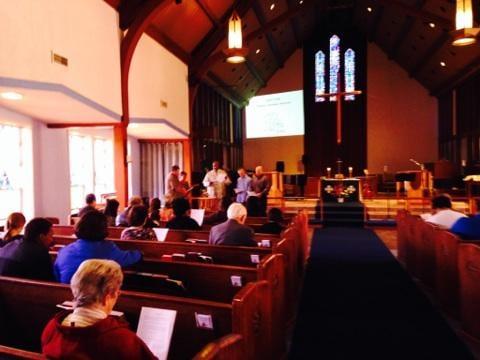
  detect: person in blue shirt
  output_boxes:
[234,168,251,204]
[451,200,480,240]
[54,210,142,284]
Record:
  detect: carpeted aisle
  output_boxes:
[289,227,474,359]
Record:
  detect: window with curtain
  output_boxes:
[0,123,32,222]
[69,133,114,211]
[140,141,184,200]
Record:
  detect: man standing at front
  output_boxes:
[235,168,251,204]
[202,161,231,198]
[250,165,271,216]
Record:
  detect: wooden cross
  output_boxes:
[316,77,362,144]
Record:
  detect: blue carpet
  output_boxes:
[289,227,474,359]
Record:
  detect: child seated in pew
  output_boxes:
[421,194,467,229]
[203,196,232,225]
[148,197,162,226]
[54,211,142,284]
[0,217,54,281]
[42,259,156,359]
[121,205,156,241]
[256,208,285,235]
[0,212,26,247]
[103,198,120,227]
[166,198,201,230]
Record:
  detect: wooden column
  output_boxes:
[114,124,128,208]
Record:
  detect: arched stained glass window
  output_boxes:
[329,35,340,101]
[344,48,355,101]
[315,50,326,102]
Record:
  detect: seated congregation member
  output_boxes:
[203,196,232,225]
[116,195,143,226]
[121,205,156,241]
[451,199,480,240]
[55,211,142,284]
[246,195,262,217]
[166,198,201,230]
[148,197,161,226]
[0,212,26,247]
[42,259,156,360]
[422,194,467,229]
[79,193,97,218]
[0,218,54,281]
[103,198,120,227]
[257,208,285,235]
[209,203,256,247]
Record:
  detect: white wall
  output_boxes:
[129,34,190,135]
[367,43,438,173]
[0,0,122,117]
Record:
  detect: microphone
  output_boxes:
[409,158,424,170]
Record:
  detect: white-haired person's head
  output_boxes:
[70,259,123,313]
[227,203,248,224]
[255,166,263,176]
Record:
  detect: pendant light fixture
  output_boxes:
[452,0,479,46]
[224,11,248,63]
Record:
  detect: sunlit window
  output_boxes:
[0,124,32,221]
[69,133,114,211]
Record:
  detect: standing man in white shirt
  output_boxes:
[202,161,231,198]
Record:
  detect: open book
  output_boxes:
[137,307,177,360]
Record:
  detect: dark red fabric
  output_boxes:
[41,311,157,360]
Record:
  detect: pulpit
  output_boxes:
[395,170,432,197]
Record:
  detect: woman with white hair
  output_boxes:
[42,259,157,359]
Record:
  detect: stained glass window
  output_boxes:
[315,50,326,102]
[344,48,355,101]
[329,35,340,101]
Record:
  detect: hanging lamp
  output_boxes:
[224,11,248,63]
[452,0,479,46]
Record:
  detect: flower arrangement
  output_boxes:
[324,184,357,202]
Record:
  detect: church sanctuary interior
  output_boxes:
[2,0,480,359]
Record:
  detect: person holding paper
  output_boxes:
[202,161,231,198]
[165,165,187,205]
[42,259,157,360]
[235,168,251,204]
[166,198,201,230]
[250,166,271,216]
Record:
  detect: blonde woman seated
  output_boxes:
[42,259,157,359]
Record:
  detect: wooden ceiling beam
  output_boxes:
[206,71,246,108]
[245,59,266,88]
[195,0,220,26]
[252,1,284,68]
[368,5,384,42]
[286,0,303,48]
[371,0,452,30]
[146,25,191,64]
[409,31,450,77]
[190,0,254,77]
[388,0,426,60]
[47,122,118,129]
[432,56,480,96]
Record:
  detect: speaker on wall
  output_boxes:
[276,161,285,172]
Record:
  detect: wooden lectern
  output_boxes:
[265,171,283,198]
[395,170,432,197]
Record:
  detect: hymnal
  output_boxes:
[136,307,177,360]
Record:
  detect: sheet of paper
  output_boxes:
[153,228,169,242]
[136,307,177,360]
[247,191,260,197]
[190,209,205,227]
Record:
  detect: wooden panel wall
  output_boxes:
[191,83,243,175]
[438,72,480,169]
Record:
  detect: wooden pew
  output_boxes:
[193,334,244,360]
[434,229,460,316]
[458,243,480,341]
[0,276,270,360]
[0,346,43,359]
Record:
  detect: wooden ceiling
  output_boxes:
[106,0,480,107]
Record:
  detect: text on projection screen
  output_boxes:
[246,90,305,139]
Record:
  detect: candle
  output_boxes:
[348,167,353,177]
[327,167,331,178]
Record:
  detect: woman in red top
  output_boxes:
[42,259,157,360]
